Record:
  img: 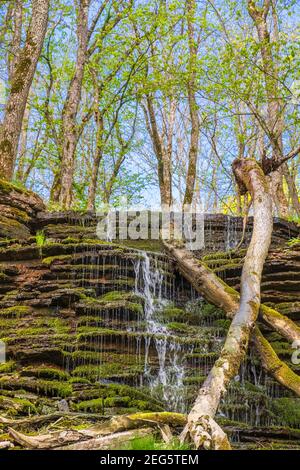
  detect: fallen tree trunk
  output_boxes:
[173,159,273,449]
[163,242,300,396]
[0,411,108,429]
[56,428,154,451]
[253,327,300,395]
[165,242,300,344]
[8,427,94,450]
[8,412,186,449]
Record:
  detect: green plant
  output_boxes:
[287,237,300,247]
[35,230,46,247]
[121,435,191,450]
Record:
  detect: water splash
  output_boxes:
[134,251,187,412]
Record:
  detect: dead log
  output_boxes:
[8,412,186,449]
[163,238,300,397]
[0,441,14,450]
[0,411,108,429]
[253,327,300,394]
[56,428,154,450]
[8,427,95,449]
[77,412,186,438]
[166,240,300,344]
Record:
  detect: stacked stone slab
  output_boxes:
[0,180,45,241]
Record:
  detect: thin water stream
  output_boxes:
[133,251,188,412]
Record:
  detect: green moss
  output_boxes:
[166,322,197,334]
[214,319,231,329]
[76,397,105,412]
[0,360,16,373]
[64,350,141,366]
[73,383,162,408]
[0,178,32,196]
[183,375,206,385]
[287,238,300,247]
[117,239,163,253]
[21,366,69,381]
[78,297,143,316]
[42,254,72,265]
[9,326,49,337]
[68,377,91,385]
[76,392,160,412]
[121,435,191,451]
[99,291,141,303]
[272,398,300,427]
[0,306,32,318]
[0,377,72,398]
[162,307,185,321]
[0,395,37,416]
[72,363,143,381]
[104,396,131,408]
[202,249,246,261]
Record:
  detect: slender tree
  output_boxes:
[0,0,50,180]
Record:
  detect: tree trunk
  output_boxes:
[177,158,273,449]
[58,0,90,208]
[183,0,200,207]
[0,0,49,180]
[145,96,173,206]
[247,0,288,216]
[282,163,300,217]
[15,100,30,181]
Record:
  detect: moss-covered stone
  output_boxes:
[0,360,16,373]
[0,306,32,318]
[0,377,72,398]
[21,366,69,381]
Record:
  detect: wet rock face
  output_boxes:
[34,211,299,250]
[0,187,299,449]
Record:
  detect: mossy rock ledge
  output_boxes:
[0,184,299,450]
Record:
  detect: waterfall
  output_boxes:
[133,251,187,412]
[225,215,240,251]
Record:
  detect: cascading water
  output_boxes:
[133,251,187,412]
